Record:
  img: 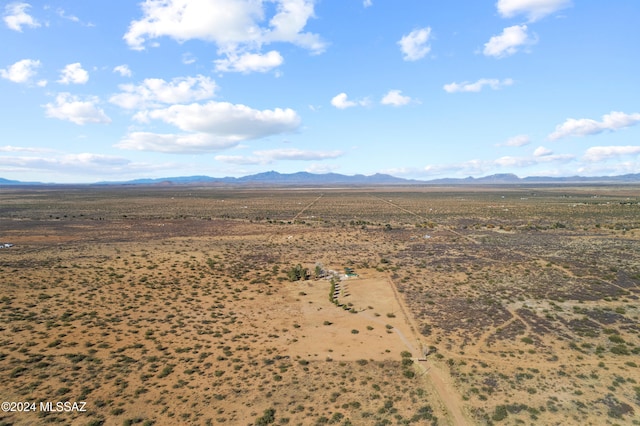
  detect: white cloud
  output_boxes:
[583,146,640,162]
[496,153,574,167]
[63,153,130,167]
[56,8,78,22]
[306,163,339,173]
[216,148,343,164]
[3,2,39,31]
[331,92,368,109]
[576,162,640,177]
[0,153,124,169]
[124,0,325,73]
[116,132,239,154]
[533,146,552,156]
[331,93,355,109]
[548,111,640,140]
[423,152,574,177]
[213,154,263,165]
[443,78,514,93]
[496,0,572,22]
[424,159,488,176]
[182,53,197,65]
[263,0,324,52]
[43,93,111,125]
[398,27,432,61]
[380,90,412,107]
[483,25,535,58]
[500,134,531,147]
[58,63,89,85]
[363,0,373,7]
[0,58,40,83]
[214,50,284,73]
[139,101,299,135]
[124,0,261,50]
[113,65,132,77]
[0,145,53,153]
[118,101,300,153]
[0,152,170,179]
[110,75,217,110]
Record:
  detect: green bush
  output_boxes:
[492,405,508,421]
[255,408,276,425]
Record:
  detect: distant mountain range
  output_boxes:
[2,171,640,186]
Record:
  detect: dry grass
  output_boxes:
[1,185,639,425]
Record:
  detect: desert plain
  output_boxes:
[0,185,639,425]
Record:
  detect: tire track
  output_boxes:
[367,194,480,245]
[292,193,324,222]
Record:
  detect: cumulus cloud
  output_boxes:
[125,0,260,50]
[264,0,324,51]
[443,78,513,93]
[123,0,324,73]
[398,27,432,61]
[0,58,40,83]
[214,50,284,73]
[380,90,412,107]
[548,111,640,140]
[113,65,132,77]
[330,92,368,109]
[3,2,39,31]
[496,0,572,22]
[137,101,299,135]
[583,146,640,162]
[58,63,89,85]
[118,101,300,153]
[43,93,111,125]
[216,148,343,165]
[110,75,216,110]
[483,25,535,58]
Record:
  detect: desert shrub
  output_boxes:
[492,405,508,421]
[610,345,630,355]
[411,405,437,423]
[255,408,276,425]
[608,334,625,344]
[157,365,174,378]
[403,369,415,379]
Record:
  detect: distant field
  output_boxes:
[1,185,639,425]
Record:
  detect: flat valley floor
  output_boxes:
[1,185,639,425]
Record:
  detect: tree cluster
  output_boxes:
[286,264,309,282]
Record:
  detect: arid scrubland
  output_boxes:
[0,185,639,425]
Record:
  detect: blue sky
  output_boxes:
[1,0,639,183]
